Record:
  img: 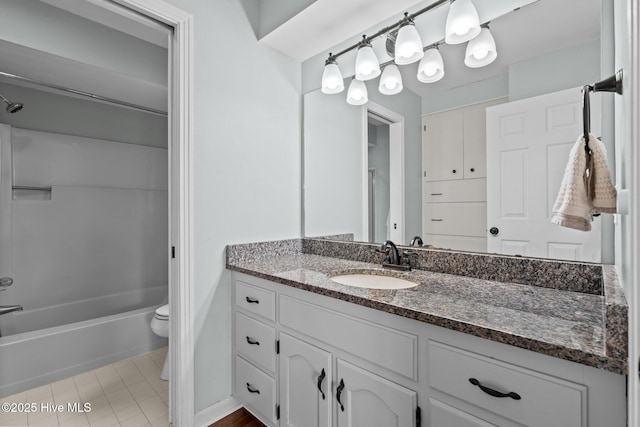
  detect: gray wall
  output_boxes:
[162,0,302,411]
[0,83,167,148]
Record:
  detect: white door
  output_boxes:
[336,359,416,427]
[428,398,496,427]
[486,87,602,262]
[279,333,332,427]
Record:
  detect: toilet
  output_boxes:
[150,304,170,381]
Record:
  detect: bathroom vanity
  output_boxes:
[226,238,627,427]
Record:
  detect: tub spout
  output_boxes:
[0,305,23,315]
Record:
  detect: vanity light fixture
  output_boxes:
[355,37,381,81]
[379,64,403,95]
[417,45,445,83]
[464,24,497,68]
[445,0,481,44]
[346,78,368,105]
[321,56,345,94]
[320,0,506,104]
[394,14,424,65]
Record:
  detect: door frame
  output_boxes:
[625,0,639,424]
[363,102,405,244]
[104,1,194,425]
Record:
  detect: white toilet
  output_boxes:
[150,304,170,381]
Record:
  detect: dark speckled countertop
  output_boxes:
[226,238,628,375]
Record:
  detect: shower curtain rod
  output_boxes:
[0,71,168,117]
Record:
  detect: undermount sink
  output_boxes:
[330,273,419,290]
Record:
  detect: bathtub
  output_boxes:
[0,286,167,397]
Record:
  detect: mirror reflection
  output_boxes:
[303,0,614,263]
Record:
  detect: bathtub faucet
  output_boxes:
[0,305,23,315]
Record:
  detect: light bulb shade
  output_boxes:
[346,79,368,105]
[321,61,344,94]
[417,48,444,83]
[464,27,497,67]
[378,65,403,95]
[394,22,424,65]
[355,44,381,81]
[445,0,481,44]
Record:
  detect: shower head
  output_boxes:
[0,94,23,113]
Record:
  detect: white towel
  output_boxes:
[551,134,616,231]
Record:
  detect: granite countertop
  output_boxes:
[226,238,628,375]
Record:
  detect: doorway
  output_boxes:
[364,103,405,244]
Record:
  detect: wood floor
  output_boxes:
[209,408,266,427]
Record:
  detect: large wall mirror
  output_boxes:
[303,0,617,263]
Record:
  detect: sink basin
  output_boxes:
[330,273,419,290]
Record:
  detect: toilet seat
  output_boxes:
[154,304,169,320]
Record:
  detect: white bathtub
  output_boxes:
[0,287,167,397]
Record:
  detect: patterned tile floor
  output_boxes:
[0,347,169,427]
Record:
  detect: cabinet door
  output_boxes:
[462,107,487,179]
[336,359,416,427]
[279,333,332,427]
[423,112,463,181]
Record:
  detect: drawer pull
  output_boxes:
[336,378,345,411]
[469,378,521,400]
[245,336,260,345]
[246,383,260,394]
[430,192,443,196]
[431,219,443,222]
[317,368,326,400]
[245,296,260,304]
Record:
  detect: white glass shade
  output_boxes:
[355,44,381,81]
[417,48,444,83]
[464,27,497,67]
[346,79,368,105]
[321,62,344,94]
[394,23,424,65]
[378,65,403,95]
[445,0,481,44]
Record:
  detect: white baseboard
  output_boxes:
[194,396,242,427]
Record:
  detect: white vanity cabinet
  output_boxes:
[231,272,626,427]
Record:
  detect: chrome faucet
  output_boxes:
[0,305,23,315]
[410,236,424,247]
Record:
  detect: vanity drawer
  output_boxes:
[235,356,277,425]
[423,179,487,203]
[280,295,417,380]
[235,312,276,373]
[235,280,276,322]
[428,342,585,427]
[423,202,486,237]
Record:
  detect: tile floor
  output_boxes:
[0,347,169,427]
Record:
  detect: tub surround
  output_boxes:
[226,238,628,375]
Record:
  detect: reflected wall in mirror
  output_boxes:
[302,0,616,263]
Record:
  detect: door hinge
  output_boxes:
[171,246,175,259]
[416,406,421,427]
[276,404,280,420]
[276,339,280,354]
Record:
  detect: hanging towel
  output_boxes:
[551,134,616,231]
[588,136,617,214]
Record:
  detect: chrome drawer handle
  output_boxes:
[246,336,260,346]
[469,378,521,400]
[246,383,260,394]
[431,219,443,222]
[245,296,259,304]
[430,193,443,196]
